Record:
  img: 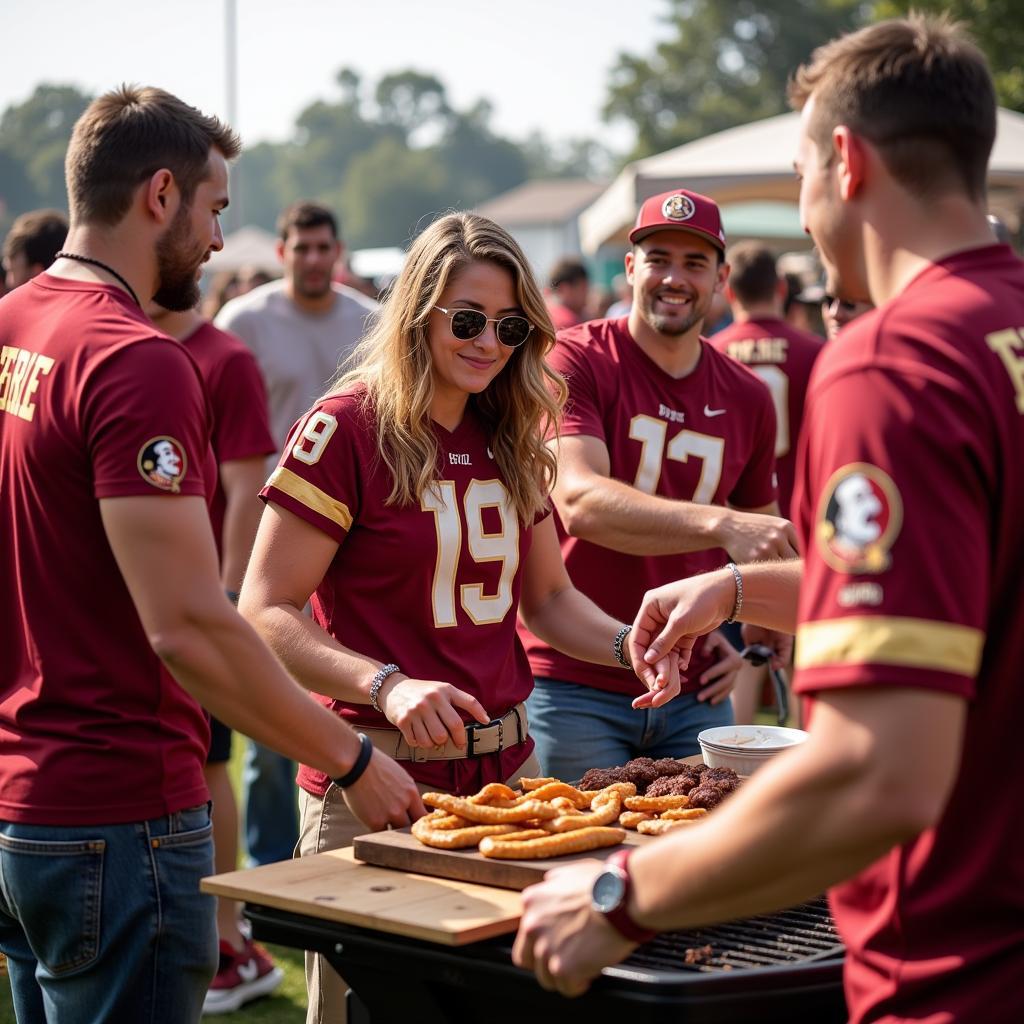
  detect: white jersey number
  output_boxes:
[421,479,520,628]
[290,411,338,466]
[629,415,725,504]
[749,366,790,457]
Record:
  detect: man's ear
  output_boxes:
[144,169,178,226]
[623,249,635,285]
[715,260,731,293]
[833,127,866,201]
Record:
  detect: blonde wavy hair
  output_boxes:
[327,212,566,523]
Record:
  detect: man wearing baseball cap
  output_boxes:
[520,187,797,782]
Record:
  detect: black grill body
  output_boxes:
[245,896,847,1024]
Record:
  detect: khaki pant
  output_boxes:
[297,750,541,1024]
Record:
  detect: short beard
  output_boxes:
[640,293,709,337]
[152,204,204,312]
[293,273,333,301]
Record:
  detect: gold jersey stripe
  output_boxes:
[796,616,984,677]
[266,466,352,531]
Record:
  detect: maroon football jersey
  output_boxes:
[0,275,215,825]
[261,389,538,795]
[709,316,823,518]
[792,245,1024,1024]
[182,322,275,553]
[522,317,778,696]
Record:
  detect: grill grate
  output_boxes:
[623,896,841,974]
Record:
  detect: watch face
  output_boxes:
[591,866,627,914]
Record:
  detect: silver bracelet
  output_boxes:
[369,663,401,713]
[725,562,744,623]
[613,625,632,669]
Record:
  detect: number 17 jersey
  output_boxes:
[260,388,538,793]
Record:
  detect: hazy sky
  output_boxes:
[2,0,671,152]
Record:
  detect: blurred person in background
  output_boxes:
[709,241,824,723]
[2,209,68,291]
[201,270,241,320]
[545,256,590,329]
[216,201,378,867]
[821,293,874,340]
[605,272,632,318]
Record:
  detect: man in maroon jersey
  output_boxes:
[0,86,422,1023]
[522,188,798,782]
[513,17,1024,1024]
[710,241,823,722]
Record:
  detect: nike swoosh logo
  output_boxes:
[704,405,727,417]
[237,960,260,983]
[486,447,494,459]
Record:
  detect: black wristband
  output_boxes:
[332,733,373,789]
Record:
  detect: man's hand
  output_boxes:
[378,676,490,749]
[741,623,794,669]
[715,509,798,562]
[512,860,638,997]
[696,629,743,704]
[629,570,736,675]
[341,749,425,831]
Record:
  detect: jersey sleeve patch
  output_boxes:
[816,462,902,573]
[137,436,188,493]
[265,465,353,530]
[796,615,984,677]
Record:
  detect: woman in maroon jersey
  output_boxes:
[239,213,681,1022]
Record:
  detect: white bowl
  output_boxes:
[698,725,808,775]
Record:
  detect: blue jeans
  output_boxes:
[242,740,299,866]
[0,804,217,1024]
[527,678,734,781]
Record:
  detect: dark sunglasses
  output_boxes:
[434,305,534,348]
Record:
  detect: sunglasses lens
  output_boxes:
[449,309,487,340]
[496,316,532,347]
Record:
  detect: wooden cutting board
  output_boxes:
[201,847,523,945]
[352,827,653,890]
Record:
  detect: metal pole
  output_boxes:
[225,0,240,229]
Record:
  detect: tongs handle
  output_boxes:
[741,644,790,725]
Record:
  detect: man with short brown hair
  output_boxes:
[2,209,68,290]
[0,85,421,1023]
[514,18,1024,1023]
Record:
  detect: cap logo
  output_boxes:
[662,193,695,222]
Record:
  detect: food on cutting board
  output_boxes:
[408,758,742,858]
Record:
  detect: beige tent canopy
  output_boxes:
[580,108,1024,253]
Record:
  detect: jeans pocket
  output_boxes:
[0,834,104,975]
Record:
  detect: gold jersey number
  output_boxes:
[629,414,725,503]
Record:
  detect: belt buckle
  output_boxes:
[466,717,503,758]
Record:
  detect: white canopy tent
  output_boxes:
[580,108,1024,253]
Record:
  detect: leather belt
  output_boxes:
[358,702,529,763]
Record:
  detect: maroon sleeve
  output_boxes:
[548,337,606,440]
[793,364,988,699]
[208,348,276,464]
[728,378,779,509]
[260,395,364,545]
[84,339,211,499]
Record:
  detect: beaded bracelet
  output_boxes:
[613,625,632,669]
[725,562,744,623]
[369,663,401,713]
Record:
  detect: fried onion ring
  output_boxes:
[619,810,654,829]
[422,792,560,822]
[624,794,691,812]
[411,817,522,848]
[636,818,702,835]
[478,826,626,859]
[659,807,708,821]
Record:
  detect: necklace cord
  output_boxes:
[54,252,141,308]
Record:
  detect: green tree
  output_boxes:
[603,0,867,159]
[374,70,451,141]
[872,0,1024,111]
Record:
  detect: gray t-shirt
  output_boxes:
[215,279,378,454]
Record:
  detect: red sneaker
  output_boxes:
[203,938,284,1015]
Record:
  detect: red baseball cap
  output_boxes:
[628,188,726,252]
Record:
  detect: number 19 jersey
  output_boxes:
[260,388,538,793]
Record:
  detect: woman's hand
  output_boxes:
[377,675,490,749]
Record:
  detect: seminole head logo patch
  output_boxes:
[661,193,695,222]
[816,463,902,573]
[138,436,187,493]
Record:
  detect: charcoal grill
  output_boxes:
[245,895,846,1023]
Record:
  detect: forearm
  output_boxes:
[157,594,361,779]
[629,736,912,931]
[557,476,727,555]
[238,596,382,704]
[735,560,803,633]
[220,492,264,593]
[521,585,624,667]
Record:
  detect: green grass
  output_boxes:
[1,740,308,1022]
